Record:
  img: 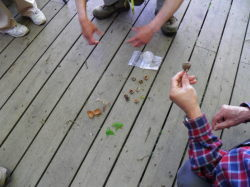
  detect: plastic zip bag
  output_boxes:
[128,51,163,70]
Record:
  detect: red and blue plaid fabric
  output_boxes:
[184,111,250,187]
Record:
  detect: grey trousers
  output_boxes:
[103,0,164,12]
[177,160,212,187]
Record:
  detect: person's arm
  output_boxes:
[184,114,227,180]
[128,0,183,47]
[75,0,103,45]
[212,103,250,130]
[150,0,183,31]
[169,71,227,180]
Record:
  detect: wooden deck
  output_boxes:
[0,0,250,186]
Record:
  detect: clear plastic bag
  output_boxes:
[128,51,163,70]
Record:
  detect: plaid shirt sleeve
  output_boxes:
[183,114,227,181]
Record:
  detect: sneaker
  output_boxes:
[0,167,10,187]
[161,16,178,36]
[0,23,29,37]
[93,0,130,19]
[23,7,46,25]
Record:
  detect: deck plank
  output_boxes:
[0,0,106,146]
[107,0,232,186]
[0,0,248,186]
[172,0,250,184]
[5,3,149,187]
[221,17,250,150]
[0,0,53,55]
[36,0,166,185]
[0,0,77,108]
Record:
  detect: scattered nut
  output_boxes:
[133,98,140,104]
[182,62,191,72]
[124,94,130,102]
[87,111,95,119]
[129,89,134,94]
[93,109,102,116]
[131,77,136,81]
[144,75,149,80]
[139,80,143,84]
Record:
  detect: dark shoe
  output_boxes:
[93,0,130,19]
[161,16,178,36]
[133,0,144,6]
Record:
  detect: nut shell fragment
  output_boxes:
[93,109,102,116]
[129,89,134,94]
[87,111,95,119]
[124,94,130,101]
[133,98,140,104]
[131,77,136,81]
[182,62,191,72]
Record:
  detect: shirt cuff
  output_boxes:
[183,114,211,138]
[240,102,250,109]
[240,102,250,123]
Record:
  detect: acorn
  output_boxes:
[182,62,191,72]
[124,94,130,102]
[87,111,95,119]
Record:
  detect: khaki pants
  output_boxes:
[0,0,37,30]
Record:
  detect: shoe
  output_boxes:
[93,0,130,19]
[161,16,178,36]
[0,167,10,187]
[23,7,46,25]
[0,23,29,37]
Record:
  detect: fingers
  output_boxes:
[127,36,137,43]
[212,110,225,130]
[83,31,100,45]
[190,79,197,85]
[182,72,190,87]
[132,27,140,32]
[213,120,233,131]
[171,71,185,88]
[95,28,103,36]
[127,37,144,47]
[87,35,100,45]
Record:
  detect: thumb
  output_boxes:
[96,28,103,36]
[214,120,233,131]
[132,27,140,32]
[182,72,190,87]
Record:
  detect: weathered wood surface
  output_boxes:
[173,0,250,185]
[4,1,149,187]
[0,0,249,186]
[222,16,250,150]
[0,0,54,60]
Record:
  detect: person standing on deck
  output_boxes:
[169,71,250,186]
[75,0,183,47]
[0,0,46,37]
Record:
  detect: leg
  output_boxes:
[15,0,46,25]
[155,0,178,36]
[14,0,37,14]
[156,0,164,13]
[0,0,16,30]
[177,160,212,187]
[93,0,130,19]
[103,0,118,6]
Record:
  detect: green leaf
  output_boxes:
[140,96,145,100]
[106,128,115,136]
[112,122,124,131]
